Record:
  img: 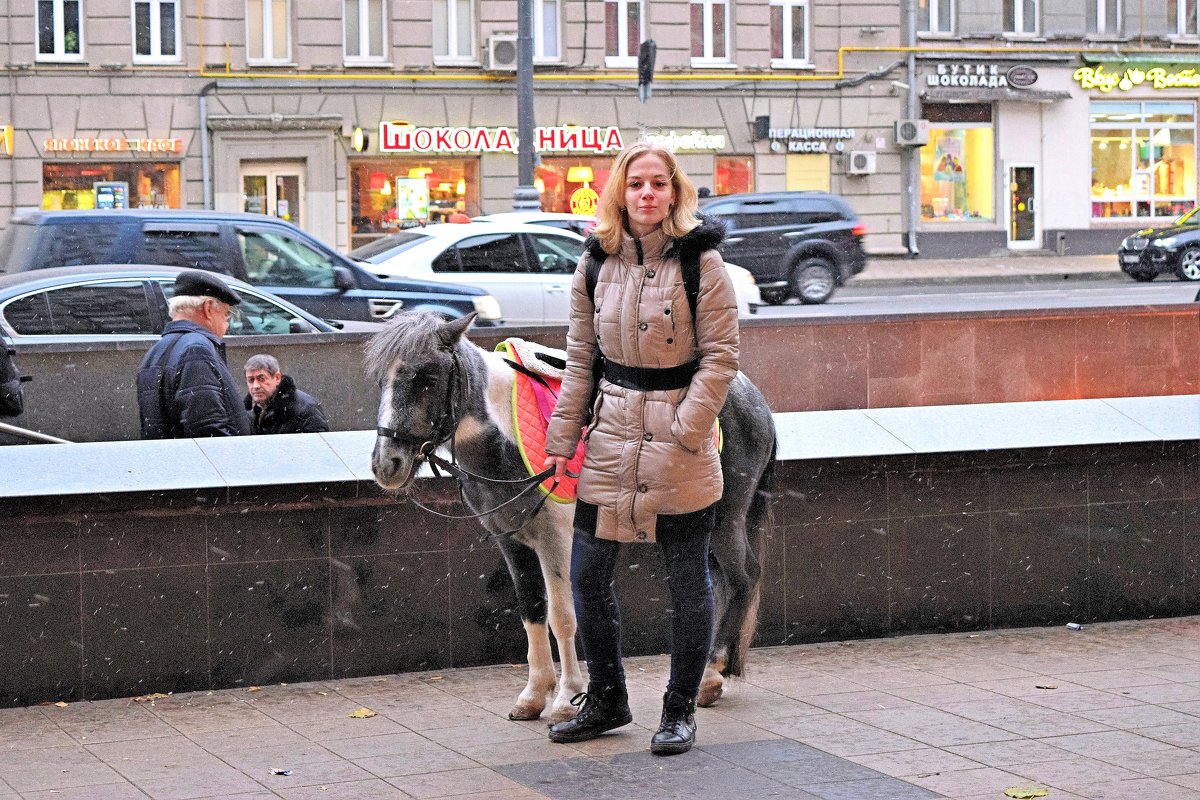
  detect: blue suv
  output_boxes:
[0,210,502,325]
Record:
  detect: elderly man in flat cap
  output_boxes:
[136,270,252,439]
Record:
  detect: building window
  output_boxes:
[535,0,561,61]
[133,0,180,63]
[1003,0,1037,34]
[715,156,754,195]
[1170,0,1199,35]
[345,0,386,62]
[919,0,953,33]
[349,159,481,249]
[37,0,84,61]
[605,0,643,67]
[42,162,181,210]
[246,0,290,63]
[770,0,809,66]
[536,157,613,214]
[1087,0,1120,34]
[919,103,994,222]
[433,0,473,63]
[690,0,730,64]
[1090,101,1196,220]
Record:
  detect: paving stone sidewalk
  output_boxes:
[3,617,1200,800]
[858,253,1123,283]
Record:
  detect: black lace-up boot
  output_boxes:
[547,681,633,743]
[650,690,697,755]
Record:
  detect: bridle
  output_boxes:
[375,347,557,530]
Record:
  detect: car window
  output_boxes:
[138,230,226,272]
[528,233,585,273]
[5,280,155,335]
[437,234,526,274]
[32,223,123,269]
[735,199,798,229]
[237,230,336,289]
[0,223,39,273]
[160,279,312,335]
[349,231,430,263]
[796,198,846,224]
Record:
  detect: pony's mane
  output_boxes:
[363,311,460,383]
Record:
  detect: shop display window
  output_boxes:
[536,158,612,215]
[1090,101,1196,219]
[41,162,181,210]
[715,156,754,195]
[349,159,479,250]
[919,128,994,221]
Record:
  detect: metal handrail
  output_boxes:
[0,421,71,444]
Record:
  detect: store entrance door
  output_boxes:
[241,162,305,228]
[1007,164,1038,250]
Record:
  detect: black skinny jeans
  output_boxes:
[570,500,716,699]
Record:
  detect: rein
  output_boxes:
[375,347,560,532]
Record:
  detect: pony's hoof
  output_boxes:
[508,703,544,721]
[696,682,724,708]
[547,704,578,724]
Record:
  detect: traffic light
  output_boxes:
[637,39,657,103]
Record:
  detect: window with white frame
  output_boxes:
[919,0,953,34]
[1087,0,1120,34]
[246,0,290,63]
[133,0,180,62]
[345,0,387,62]
[37,0,84,61]
[770,0,809,66]
[433,0,473,62]
[1170,0,1198,35]
[605,0,644,66]
[534,0,561,61]
[1003,0,1038,34]
[690,0,729,64]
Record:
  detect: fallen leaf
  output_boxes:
[247,686,262,693]
[317,691,328,696]
[348,707,377,718]
[1004,787,1049,799]
[133,693,170,702]
[426,675,444,681]
[54,701,68,707]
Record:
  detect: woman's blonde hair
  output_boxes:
[593,142,701,254]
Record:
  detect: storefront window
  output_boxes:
[349,158,479,250]
[1090,100,1195,219]
[919,103,994,222]
[715,156,754,195]
[41,162,180,210]
[536,157,613,215]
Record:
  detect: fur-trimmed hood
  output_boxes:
[584,214,726,264]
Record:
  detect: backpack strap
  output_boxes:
[584,248,702,321]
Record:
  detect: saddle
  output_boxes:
[496,338,585,503]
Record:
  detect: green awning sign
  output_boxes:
[1074,63,1200,92]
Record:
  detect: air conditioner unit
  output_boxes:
[487,34,518,71]
[894,118,930,147]
[847,150,877,176]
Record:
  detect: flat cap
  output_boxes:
[174,270,241,306]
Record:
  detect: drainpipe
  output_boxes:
[198,81,217,210]
[903,0,919,256]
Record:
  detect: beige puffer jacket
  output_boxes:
[544,219,739,543]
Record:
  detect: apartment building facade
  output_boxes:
[1,1,1197,257]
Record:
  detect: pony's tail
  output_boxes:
[724,437,776,678]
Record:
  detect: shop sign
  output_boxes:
[570,186,599,216]
[378,123,624,154]
[1073,63,1200,92]
[641,130,727,152]
[767,127,855,153]
[926,62,1036,89]
[42,136,184,154]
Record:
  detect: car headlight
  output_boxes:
[472,294,503,321]
[1153,236,1178,247]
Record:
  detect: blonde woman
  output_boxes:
[544,143,738,755]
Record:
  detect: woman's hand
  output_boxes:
[545,454,570,478]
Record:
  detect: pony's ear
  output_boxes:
[437,312,476,347]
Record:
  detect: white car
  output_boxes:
[350,221,761,326]
[473,211,596,238]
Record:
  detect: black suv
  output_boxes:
[0,210,502,324]
[1117,206,1200,282]
[698,192,867,304]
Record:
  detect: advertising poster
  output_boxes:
[395,177,431,222]
[933,136,965,183]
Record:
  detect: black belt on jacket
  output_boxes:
[603,358,699,391]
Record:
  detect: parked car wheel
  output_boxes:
[759,288,788,305]
[792,258,837,304]
[1176,247,1200,281]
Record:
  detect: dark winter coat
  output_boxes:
[244,374,331,435]
[545,218,739,543]
[136,320,252,439]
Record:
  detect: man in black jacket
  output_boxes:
[136,271,252,439]
[243,353,330,435]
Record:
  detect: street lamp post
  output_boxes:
[512,0,541,210]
